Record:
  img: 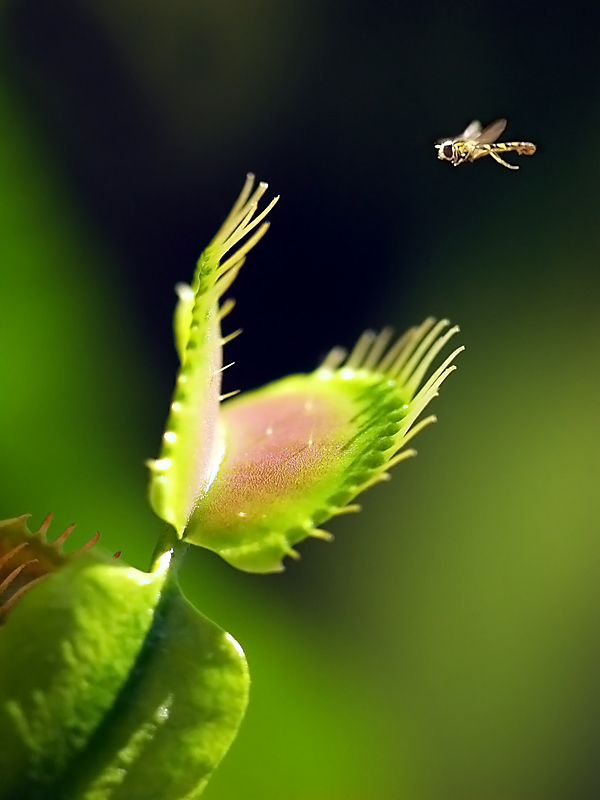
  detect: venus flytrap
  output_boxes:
[183,317,462,573]
[0,175,462,799]
[0,517,249,800]
[148,176,279,540]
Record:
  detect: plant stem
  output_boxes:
[148,525,189,574]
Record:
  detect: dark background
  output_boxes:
[2,1,600,798]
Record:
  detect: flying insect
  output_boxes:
[435,119,536,170]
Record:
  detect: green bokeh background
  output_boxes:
[2,1,600,798]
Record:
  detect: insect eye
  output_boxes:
[442,144,454,159]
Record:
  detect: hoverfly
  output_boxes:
[435,119,536,170]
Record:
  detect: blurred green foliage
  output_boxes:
[2,1,600,798]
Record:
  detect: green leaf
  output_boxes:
[183,319,463,572]
[0,542,168,797]
[59,579,249,800]
[148,175,278,536]
[0,521,248,799]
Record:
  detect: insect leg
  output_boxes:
[469,144,492,162]
[489,150,519,170]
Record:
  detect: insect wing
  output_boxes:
[474,118,507,145]
[457,120,482,142]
